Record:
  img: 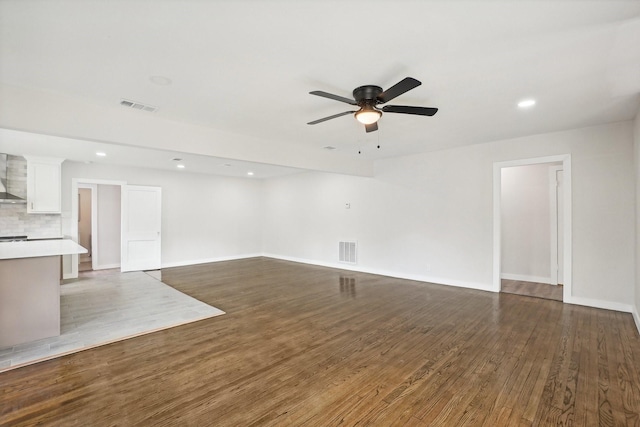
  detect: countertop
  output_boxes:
[0,239,87,260]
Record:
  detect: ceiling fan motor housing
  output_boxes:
[353,85,383,105]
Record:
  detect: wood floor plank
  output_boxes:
[1,257,640,426]
[575,311,599,425]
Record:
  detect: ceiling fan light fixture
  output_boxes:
[355,106,382,125]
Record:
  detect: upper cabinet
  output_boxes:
[24,156,64,214]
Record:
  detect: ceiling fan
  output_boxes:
[307,77,438,133]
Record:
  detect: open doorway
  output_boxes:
[493,155,572,302]
[77,185,95,272]
[70,180,124,278]
[500,162,562,301]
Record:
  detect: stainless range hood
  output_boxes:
[0,154,26,204]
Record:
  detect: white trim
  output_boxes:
[500,273,555,285]
[493,155,572,300]
[564,296,633,314]
[549,165,563,285]
[562,157,573,302]
[161,253,263,269]
[70,178,126,279]
[633,306,640,336]
[78,183,98,270]
[93,263,121,270]
[262,253,494,292]
[493,164,502,293]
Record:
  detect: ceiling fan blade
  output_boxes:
[307,110,355,125]
[309,91,358,105]
[377,77,421,103]
[381,105,438,116]
[365,122,378,133]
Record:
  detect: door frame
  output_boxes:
[548,165,564,285]
[492,154,572,302]
[77,183,98,270]
[69,178,126,279]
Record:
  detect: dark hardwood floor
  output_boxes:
[501,279,564,302]
[2,257,640,426]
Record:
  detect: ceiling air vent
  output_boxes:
[120,99,157,113]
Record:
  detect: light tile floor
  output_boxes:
[0,270,224,372]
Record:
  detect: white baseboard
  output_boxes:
[262,253,494,293]
[633,306,640,336]
[161,253,263,269]
[94,263,120,270]
[564,295,633,314]
[501,273,555,285]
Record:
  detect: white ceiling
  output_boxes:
[1,0,639,176]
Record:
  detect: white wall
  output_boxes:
[501,164,554,283]
[263,121,636,308]
[61,162,264,269]
[634,107,640,330]
[96,184,121,269]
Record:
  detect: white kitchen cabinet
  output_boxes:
[25,156,64,214]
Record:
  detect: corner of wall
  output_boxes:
[635,106,640,335]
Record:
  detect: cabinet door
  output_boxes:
[27,159,62,214]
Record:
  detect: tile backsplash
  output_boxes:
[0,155,62,238]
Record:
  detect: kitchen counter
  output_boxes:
[0,239,87,260]
[0,240,87,347]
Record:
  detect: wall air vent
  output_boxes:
[339,241,357,264]
[120,99,157,113]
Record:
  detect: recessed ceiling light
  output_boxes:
[176,164,185,169]
[96,152,106,157]
[517,99,536,108]
[150,75,172,86]
[247,172,254,176]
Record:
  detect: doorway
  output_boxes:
[68,179,126,279]
[76,183,121,274]
[493,155,572,302]
[499,162,562,300]
[77,185,96,272]
[68,179,162,279]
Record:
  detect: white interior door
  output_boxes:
[121,185,162,272]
